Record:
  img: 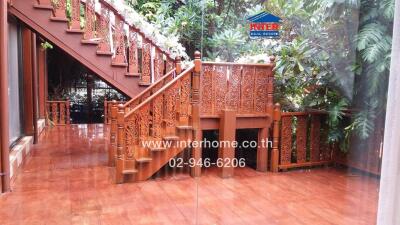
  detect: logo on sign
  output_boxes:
[247,12,282,39]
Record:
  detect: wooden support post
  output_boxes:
[191,51,202,177]
[0,0,10,193]
[271,103,281,172]
[116,104,125,183]
[66,100,70,124]
[219,110,236,178]
[31,32,39,144]
[257,127,269,172]
[109,101,117,167]
[175,56,182,75]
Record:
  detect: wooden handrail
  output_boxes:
[122,68,176,110]
[124,65,195,119]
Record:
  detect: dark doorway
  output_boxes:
[47,46,127,124]
[236,129,258,170]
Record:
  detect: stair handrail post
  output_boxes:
[175,56,182,75]
[271,103,281,172]
[267,56,275,116]
[191,51,202,177]
[109,100,118,167]
[116,104,125,183]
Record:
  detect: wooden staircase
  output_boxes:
[9,0,176,98]
[9,0,278,183]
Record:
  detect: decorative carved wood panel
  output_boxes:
[200,65,213,115]
[214,65,227,115]
[254,67,269,113]
[51,0,66,18]
[97,8,111,53]
[296,116,307,163]
[83,0,96,40]
[141,40,151,84]
[112,21,127,65]
[226,65,241,111]
[70,0,81,30]
[280,116,293,165]
[240,66,255,114]
[127,31,139,75]
[154,49,164,81]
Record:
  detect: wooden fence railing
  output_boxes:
[270,109,333,171]
[200,61,274,117]
[46,0,175,86]
[46,100,70,125]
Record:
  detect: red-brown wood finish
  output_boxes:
[0,124,379,224]
[0,0,10,193]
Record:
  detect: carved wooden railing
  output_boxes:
[200,60,275,117]
[46,100,70,125]
[104,100,125,124]
[43,0,176,85]
[270,110,334,171]
[108,53,199,181]
[122,65,179,112]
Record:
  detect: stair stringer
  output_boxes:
[9,1,145,98]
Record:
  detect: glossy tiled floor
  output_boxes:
[0,124,379,225]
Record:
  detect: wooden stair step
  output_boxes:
[125,73,141,77]
[176,125,193,130]
[33,4,53,10]
[122,169,138,175]
[136,157,153,163]
[50,17,69,22]
[96,51,113,56]
[150,147,167,152]
[138,81,151,87]
[163,136,180,141]
[81,39,100,45]
[111,62,128,67]
[66,29,84,34]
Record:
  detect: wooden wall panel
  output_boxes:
[22,27,34,135]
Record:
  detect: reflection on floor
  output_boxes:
[0,124,379,225]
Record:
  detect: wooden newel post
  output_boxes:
[191,51,202,177]
[271,103,281,172]
[267,56,275,116]
[109,100,117,167]
[66,100,70,124]
[175,56,182,75]
[115,104,125,183]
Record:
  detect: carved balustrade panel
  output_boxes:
[154,49,165,81]
[166,58,174,73]
[179,75,192,124]
[141,40,152,84]
[127,31,139,75]
[240,66,256,114]
[152,95,163,140]
[51,0,66,18]
[97,8,111,53]
[226,65,241,111]
[70,0,81,30]
[163,82,179,133]
[254,67,269,113]
[83,0,96,40]
[200,65,213,115]
[296,116,308,163]
[280,116,293,165]
[125,113,139,160]
[214,65,228,115]
[139,104,150,143]
[112,21,127,65]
